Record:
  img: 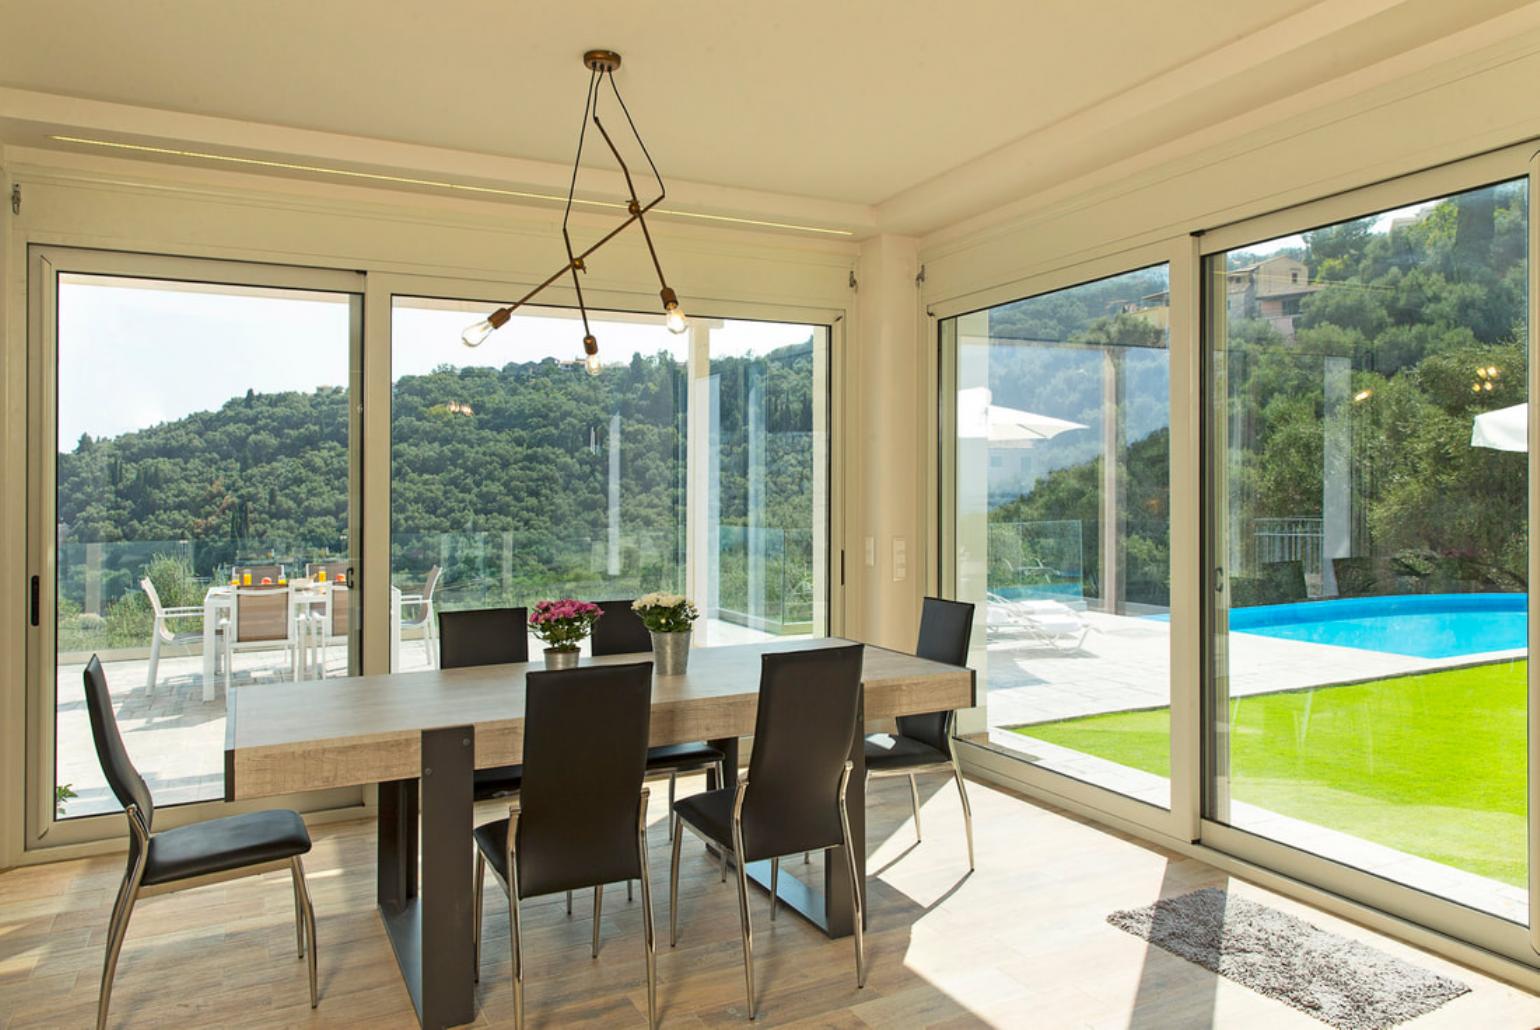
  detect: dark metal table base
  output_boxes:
[378,725,476,1030]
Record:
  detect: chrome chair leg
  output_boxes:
[98,854,146,1030]
[292,856,319,1008]
[720,844,727,883]
[667,770,677,841]
[769,857,779,921]
[592,883,604,958]
[566,889,573,916]
[473,851,485,982]
[290,857,307,958]
[730,824,756,1019]
[950,746,975,871]
[669,815,683,948]
[837,763,866,990]
[628,878,634,903]
[909,773,923,843]
[637,789,658,1029]
[506,806,525,1030]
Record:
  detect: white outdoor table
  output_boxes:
[200,583,402,699]
[223,637,974,1029]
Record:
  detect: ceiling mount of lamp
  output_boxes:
[462,49,688,373]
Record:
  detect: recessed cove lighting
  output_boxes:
[45,135,855,237]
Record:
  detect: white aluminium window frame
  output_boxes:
[23,245,368,858]
[932,138,1540,974]
[364,269,846,672]
[1197,141,1540,967]
[933,235,1203,845]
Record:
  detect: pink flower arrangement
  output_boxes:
[529,598,603,651]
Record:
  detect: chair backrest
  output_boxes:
[305,561,348,584]
[590,599,653,656]
[422,565,441,602]
[83,656,154,831]
[438,607,529,669]
[896,596,976,752]
[141,577,173,643]
[740,643,865,860]
[515,662,654,897]
[329,583,351,638]
[232,587,291,644]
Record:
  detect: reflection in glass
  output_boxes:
[947,264,1173,809]
[389,300,828,666]
[1205,180,1529,921]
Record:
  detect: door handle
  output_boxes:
[29,575,40,627]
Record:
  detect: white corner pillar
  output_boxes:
[848,234,924,651]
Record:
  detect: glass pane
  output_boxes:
[948,264,1173,809]
[389,299,828,667]
[1206,179,1529,921]
[54,274,355,819]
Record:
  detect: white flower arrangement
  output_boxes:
[632,593,699,633]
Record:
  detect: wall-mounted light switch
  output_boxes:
[892,537,907,581]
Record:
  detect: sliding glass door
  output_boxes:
[28,248,364,837]
[1204,177,1530,922]
[388,296,829,667]
[943,263,1175,811]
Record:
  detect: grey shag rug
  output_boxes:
[1108,888,1470,1030]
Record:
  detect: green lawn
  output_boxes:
[1016,660,1528,887]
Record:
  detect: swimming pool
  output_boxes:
[1229,593,1526,659]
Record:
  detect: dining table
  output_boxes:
[223,636,975,1030]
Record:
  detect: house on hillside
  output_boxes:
[1108,291,1171,331]
[1226,255,1321,339]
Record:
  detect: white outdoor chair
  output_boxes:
[986,592,1090,651]
[222,586,304,692]
[142,577,216,695]
[398,565,441,668]
[313,582,352,678]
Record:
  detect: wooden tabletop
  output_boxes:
[225,637,975,800]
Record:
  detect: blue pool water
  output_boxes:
[1228,593,1527,659]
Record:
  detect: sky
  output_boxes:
[56,276,820,448]
[1238,199,1439,258]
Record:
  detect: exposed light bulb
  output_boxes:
[660,287,688,335]
[585,352,603,376]
[462,319,495,347]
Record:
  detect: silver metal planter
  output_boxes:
[544,647,580,670]
[650,630,691,676]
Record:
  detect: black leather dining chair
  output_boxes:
[592,599,726,838]
[864,596,976,869]
[670,643,866,1020]
[472,662,657,1029]
[438,607,528,801]
[83,656,318,1030]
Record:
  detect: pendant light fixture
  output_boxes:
[462,49,687,374]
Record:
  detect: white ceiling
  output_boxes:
[1,0,1536,234]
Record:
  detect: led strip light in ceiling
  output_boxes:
[46,134,855,237]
